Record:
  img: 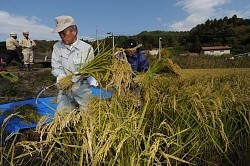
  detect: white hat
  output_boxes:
[10,32,17,37]
[23,30,29,34]
[52,15,75,33]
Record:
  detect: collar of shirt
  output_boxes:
[64,39,79,51]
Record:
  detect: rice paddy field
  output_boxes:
[0,55,250,165]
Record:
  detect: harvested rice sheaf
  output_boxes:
[57,47,113,91]
[133,58,181,86]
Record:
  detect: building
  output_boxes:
[200,46,231,56]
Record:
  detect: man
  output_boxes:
[123,39,149,72]
[51,15,96,111]
[4,32,23,69]
[19,30,36,71]
[123,39,149,108]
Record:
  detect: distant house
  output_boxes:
[200,46,231,56]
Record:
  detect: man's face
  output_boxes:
[58,27,76,45]
[125,48,136,56]
[23,34,29,39]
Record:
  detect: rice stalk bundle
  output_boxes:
[0,71,19,83]
[150,58,181,76]
[57,47,113,91]
[165,58,182,76]
[134,58,181,87]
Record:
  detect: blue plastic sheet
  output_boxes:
[0,87,112,134]
[0,97,56,134]
[91,87,112,99]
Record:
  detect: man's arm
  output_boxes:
[51,45,66,77]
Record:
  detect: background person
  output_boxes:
[51,15,96,111]
[123,39,149,107]
[19,30,36,71]
[123,39,149,72]
[4,32,23,69]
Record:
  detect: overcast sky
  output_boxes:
[0,0,249,42]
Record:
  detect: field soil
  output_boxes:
[0,65,57,104]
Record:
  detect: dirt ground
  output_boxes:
[0,65,57,104]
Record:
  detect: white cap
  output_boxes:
[52,15,75,33]
[23,30,29,34]
[10,32,17,37]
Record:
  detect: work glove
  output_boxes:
[87,76,99,87]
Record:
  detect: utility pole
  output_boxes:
[107,32,114,54]
[159,37,162,60]
[96,26,100,53]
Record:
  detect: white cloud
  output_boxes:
[154,17,169,28]
[0,10,58,41]
[169,0,243,31]
[154,17,162,22]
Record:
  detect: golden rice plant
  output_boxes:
[13,92,191,165]
[2,53,250,165]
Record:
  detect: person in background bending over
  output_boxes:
[51,15,98,111]
[19,30,36,71]
[4,32,23,69]
[123,39,149,72]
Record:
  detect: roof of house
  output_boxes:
[201,46,231,51]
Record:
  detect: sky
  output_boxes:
[0,0,249,42]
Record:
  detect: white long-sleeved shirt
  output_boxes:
[51,39,94,77]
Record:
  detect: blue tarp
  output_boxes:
[0,97,56,134]
[0,87,112,134]
[90,87,112,99]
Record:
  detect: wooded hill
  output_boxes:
[0,15,249,55]
[114,15,250,55]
